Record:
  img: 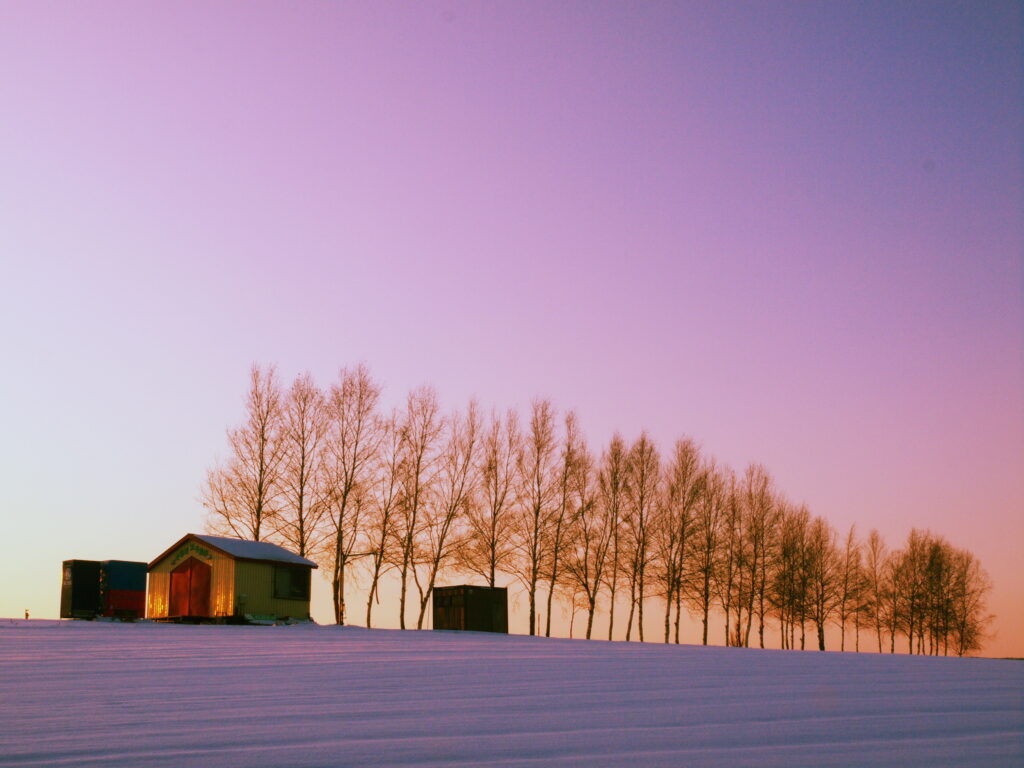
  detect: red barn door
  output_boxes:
[169,557,212,617]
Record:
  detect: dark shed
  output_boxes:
[432,585,508,633]
[60,560,147,619]
[100,561,147,618]
[60,560,102,619]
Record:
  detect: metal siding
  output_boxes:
[210,556,234,616]
[147,572,169,618]
[234,561,311,619]
[147,541,235,618]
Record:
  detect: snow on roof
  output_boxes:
[191,534,317,567]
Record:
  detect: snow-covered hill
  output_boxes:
[2,620,1021,767]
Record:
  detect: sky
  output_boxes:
[0,2,1021,655]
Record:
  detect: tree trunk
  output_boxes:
[625,576,637,642]
[663,586,672,643]
[607,585,616,641]
[637,565,645,643]
[528,583,536,636]
[365,577,377,628]
[332,540,343,625]
[339,557,346,625]
[701,573,711,645]
[674,586,682,644]
[544,581,555,638]
[399,554,410,630]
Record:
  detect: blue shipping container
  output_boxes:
[102,561,147,591]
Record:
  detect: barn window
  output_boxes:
[273,565,310,600]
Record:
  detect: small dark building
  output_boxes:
[432,585,508,633]
[100,561,148,618]
[60,559,147,619]
[60,560,102,619]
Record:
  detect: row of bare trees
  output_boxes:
[203,364,993,655]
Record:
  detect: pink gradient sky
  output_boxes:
[1,2,1021,655]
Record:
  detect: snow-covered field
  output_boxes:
[1,621,1021,767]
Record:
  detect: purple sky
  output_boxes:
[1,2,1021,654]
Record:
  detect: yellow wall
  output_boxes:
[233,561,312,619]
[146,540,235,618]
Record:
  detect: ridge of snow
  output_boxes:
[1,621,1021,767]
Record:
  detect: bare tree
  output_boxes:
[882,552,902,654]
[600,434,628,641]
[684,460,723,645]
[769,501,794,649]
[948,548,993,657]
[738,464,775,648]
[364,412,401,628]
[204,362,999,652]
[655,438,703,644]
[864,529,889,653]
[322,364,381,625]
[922,536,953,655]
[457,409,520,587]
[562,437,608,639]
[650,485,679,644]
[394,386,442,630]
[850,564,871,652]
[414,401,480,628]
[807,515,839,651]
[893,528,930,654]
[277,372,329,558]
[835,525,863,652]
[770,503,811,650]
[893,532,992,657]
[543,412,582,637]
[204,364,286,541]
[871,530,994,657]
[714,470,741,646]
[566,586,590,639]
[513,399,558,636]
[623,433,660,642]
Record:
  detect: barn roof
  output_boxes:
[149,533,318,569]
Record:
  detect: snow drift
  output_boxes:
[1,621,1020,767]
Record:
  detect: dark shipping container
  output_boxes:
[432,585,508,633]
[60,560,102,619]
[102,560,147,591]
[99,561,147,618]
[102,589,146,618]
[60,559,147,619]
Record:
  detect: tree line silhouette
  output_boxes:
[203,364,994,656]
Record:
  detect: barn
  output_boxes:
[147,533,317,622]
